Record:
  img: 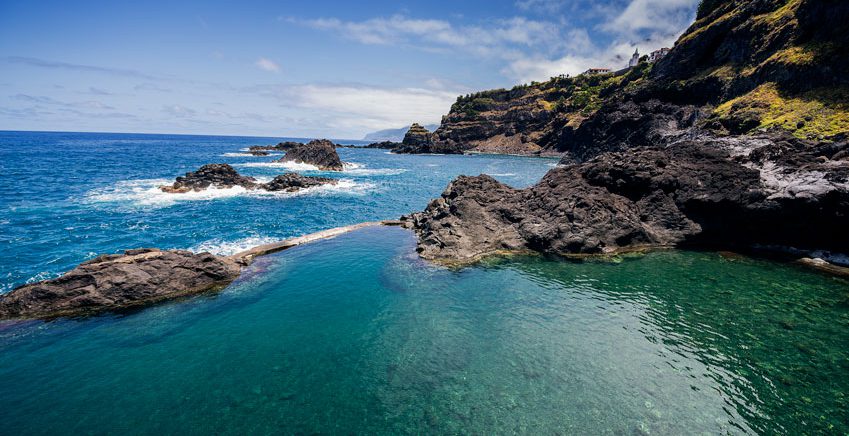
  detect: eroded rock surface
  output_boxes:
[0,249,241,319]
[275,139,344,171]
[262,173,338,192]
[160,164,258,193]
[408,138,849,264]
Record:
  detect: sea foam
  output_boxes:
[83,178,373,209]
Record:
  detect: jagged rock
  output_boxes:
[249,150,270,156]
[393,124,435,154]
[260,174,338,192]
[0,249,241,319]
[275,139,344,171]
[249,141,301,152]
[160,164,258,193]
[408,139,849,264]
[160,164,337,193]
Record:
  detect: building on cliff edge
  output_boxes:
[628,49,640,68]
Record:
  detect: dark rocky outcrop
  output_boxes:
[261,173,338,192]
[393,123,436,154]
[408,0,849,264]
[364,141,401,149]
[249,150,270,156]
[275,139,345,171]
[159,164,336,193]
[407,135,849,264]
[160,164,258,193]
[0,249,241,319]
[249,141,301,152]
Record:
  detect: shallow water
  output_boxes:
[0,227,847,435]
[0,131,555,292]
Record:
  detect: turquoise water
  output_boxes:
[1,132,848,435]
[0,131,554,293]
[0,227,847,434]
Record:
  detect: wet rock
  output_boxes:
[248,150,270,156]
[159,164,258,193]
[409,142,849,264]
[0,249,241,319]
[260,173,338,192]
[249,141,301,152]
[364,141,401,149]
[274,139,344,171]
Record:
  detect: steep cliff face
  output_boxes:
[429,66,652,155]
[409,0,849,266]
[558,0,849,162]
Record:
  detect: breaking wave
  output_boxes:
[82,178,374,209]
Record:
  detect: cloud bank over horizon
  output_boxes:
[0,0,698,138]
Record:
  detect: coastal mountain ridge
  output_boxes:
[399,0,847,157]
[405,0,849,265]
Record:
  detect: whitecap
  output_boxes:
[82,178,374,209]
[190,236,280,256]
[488,173,517,177]
[342,162,406,176]
[220,152,281,157]
[235,161,321,171]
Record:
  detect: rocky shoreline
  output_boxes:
[0,221,402,320]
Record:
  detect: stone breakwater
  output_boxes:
[0,221,402,320]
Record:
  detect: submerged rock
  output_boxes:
[274,139,344,171]
[0,249,241,320]
[160,163,258,193]
[261,173,338,192]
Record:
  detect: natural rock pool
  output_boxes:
[2,226,846,434]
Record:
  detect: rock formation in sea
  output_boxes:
[0,249,241,319]
[364,141,401,149]
[261,173,338,192]
[160,163,259,193]
[407,0,849,264]
[249,141,301,152]
[274,139,345,171]
[248,150,270,156]
[159,163,336,193]
[392,123,435,154]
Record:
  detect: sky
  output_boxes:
[0,0,700,139]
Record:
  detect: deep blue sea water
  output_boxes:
[0,130,554,293]
[1,131,847,435]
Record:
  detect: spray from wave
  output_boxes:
[82,178,374,209]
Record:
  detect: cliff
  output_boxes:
[408,0,849,266]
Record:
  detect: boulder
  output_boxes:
[0,249,241,319]
[275,139,344,171]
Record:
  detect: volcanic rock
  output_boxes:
[0,249,241,319]
[260,174,338,192]
[275,139,344,171]
[159,164,257,193]
[393,124,435,154]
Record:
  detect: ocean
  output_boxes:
[0,131,847,434]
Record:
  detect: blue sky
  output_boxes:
[0,0,699,139]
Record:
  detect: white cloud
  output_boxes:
[255,57,280,72]
[163,104,196,117]
[604,0,699,37]
[289,15,564,57]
